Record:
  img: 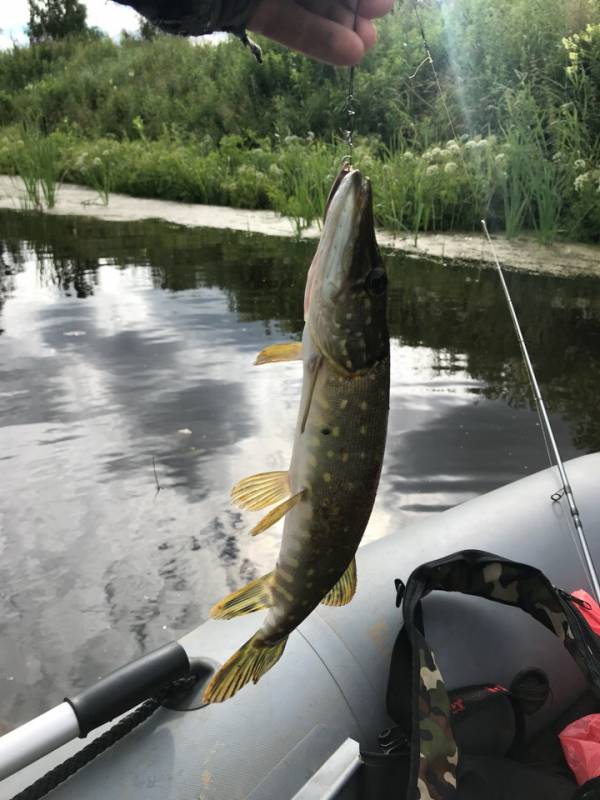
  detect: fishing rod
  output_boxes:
[412,3,600,603]
[481,222,600,602]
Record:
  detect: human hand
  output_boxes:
[248,0,395,66]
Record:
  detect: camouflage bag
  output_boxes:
[387,549,600,800]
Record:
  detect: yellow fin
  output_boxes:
[320,558,357,607]
[231,471,291,511]
[210,572,273,619]
[202,632,288,703]
[251,490,305,536]
[255,343,302,365]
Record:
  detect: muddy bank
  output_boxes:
[1,176,598,278]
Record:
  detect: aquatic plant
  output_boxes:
[0,113,598,242]
[10,126,62,210]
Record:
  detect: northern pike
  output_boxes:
[203,165,390,703]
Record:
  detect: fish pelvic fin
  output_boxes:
[202,633,288,703]
[210,572,273,619]
[251,490,306,536]
[255,342,303,365]
[320,558,357,607]
[231,471,291,511]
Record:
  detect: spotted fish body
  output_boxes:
[203,167,390,703]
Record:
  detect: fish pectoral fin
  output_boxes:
[320,558,357,607]
[210,572,273,619]
[255,343,303,365]
[300,354,323,433]
[231,471,291,511]
[202,632,288,703]
[251,490,306,536]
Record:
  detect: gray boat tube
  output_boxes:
[2,453,600,799]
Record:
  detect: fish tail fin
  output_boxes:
[202,633,288,703]
[209,572,273,620]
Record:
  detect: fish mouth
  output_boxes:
[304,167,372,318]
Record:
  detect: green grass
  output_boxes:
[10,127,62,209]
[1,123,599,242]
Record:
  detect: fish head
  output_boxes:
[304,166,388,374]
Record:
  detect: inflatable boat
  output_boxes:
[1,452,599,799]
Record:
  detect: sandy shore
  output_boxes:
[1,176,599,278]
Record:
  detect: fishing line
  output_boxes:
[412,3,600,601]
[343,0,362,165]
[413,3,459,146]
[412,2,480,211]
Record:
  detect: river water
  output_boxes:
[1,209,599,726]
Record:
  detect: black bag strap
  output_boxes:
[390,549,600,800]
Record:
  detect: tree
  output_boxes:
[27,0,88,43]
[138,15,162,41]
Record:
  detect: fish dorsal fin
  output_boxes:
[255,343,303,365]
[251,490,306,536]
[320,558,357,606]
[210,571,273,619]
[231,471,291,511]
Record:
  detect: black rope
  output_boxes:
[10,675,197,800]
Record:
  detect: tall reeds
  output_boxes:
[12,127,62,210]
[0,116,598,243]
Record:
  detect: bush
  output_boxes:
[1,0,600,240]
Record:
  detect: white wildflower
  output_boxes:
[401,150,415,161]
[574,159,587,172]
[93,157,102,167]
[446,141,460,154]
[574,172,592,192]
[495,153,507,166]
[430,146,443,160]
[444,162,458,174]
[425,164,439,176]
[465,139,478,150]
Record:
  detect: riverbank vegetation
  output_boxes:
[0,0,599,241]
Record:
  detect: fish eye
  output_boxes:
[366,268,387,297]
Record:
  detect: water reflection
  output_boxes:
[0,209,598,723]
